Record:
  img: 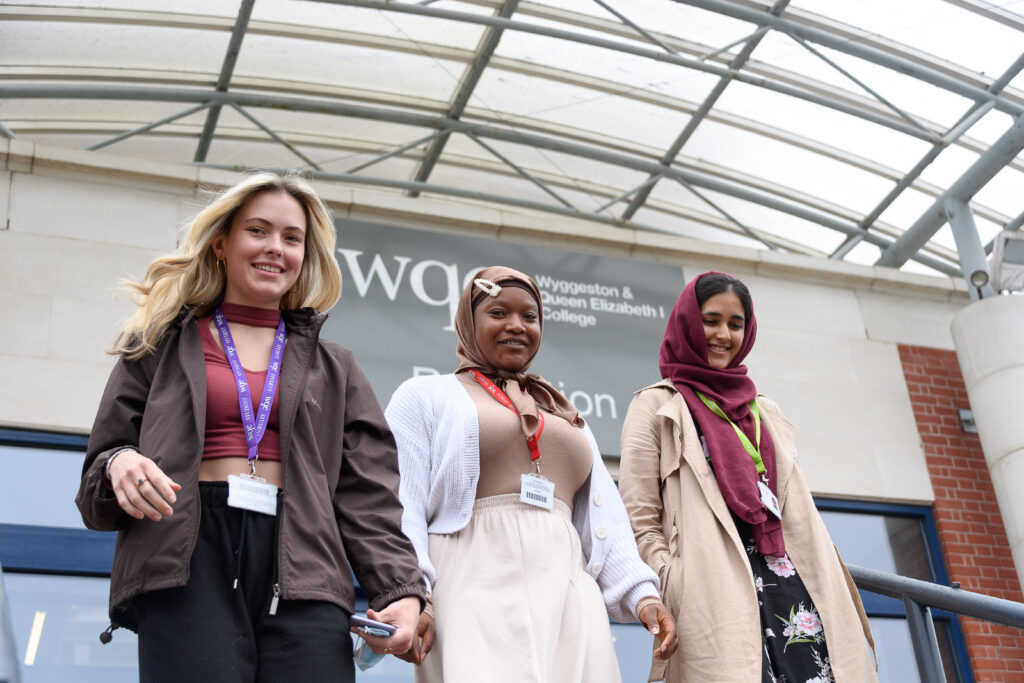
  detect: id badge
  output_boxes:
[520,473,555,510]
[757,480,782,520]
[228,474,278,516]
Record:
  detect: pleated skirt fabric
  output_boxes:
[416,493,621,683]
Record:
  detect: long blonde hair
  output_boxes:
[112,172,342,359]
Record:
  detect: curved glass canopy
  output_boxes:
[2,0,1022,279]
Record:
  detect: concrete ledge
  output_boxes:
[31,145,198,194]
[5,138,33,174]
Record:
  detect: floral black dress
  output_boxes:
[699,424,835,683]
[736,519,835,683]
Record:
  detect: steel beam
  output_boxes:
[851,50,1024,247]
[830,102,994,260]
[200,161,696,240]
[595,174,662,213]
[673,0,1024,116]
[878,112,1024,268]
[467,133,575,209]
[591,0,677,55]
[850,103,995,241]
[0,122,16,140]
[1005,210,1024,234]
[1,82,960,274]
[345,131,445,174]
[410,0,520,194]
[943,0,1024,32]
[787,32,930,134]
[194,0,255,162]
[202,152,942,263]
[87,102,212,151]
[829,234,863,260]
[700,26,768,62]
[673,176,774,249]
[621,0,788,220]
[308,0,960,140]
[946,198,997,300]
[228,104,322,170]
[9,3,1018,141]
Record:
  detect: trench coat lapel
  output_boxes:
[655,388,748,558]
[757,397,797,512]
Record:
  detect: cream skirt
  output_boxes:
[417,494,621,683]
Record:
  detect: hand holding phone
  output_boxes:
[351,613,396,638]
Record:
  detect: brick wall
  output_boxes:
[898,344,1024,682]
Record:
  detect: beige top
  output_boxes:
[619,379,877,683]
[458,372,591,505]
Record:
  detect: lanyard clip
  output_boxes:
[249,459,257,477]
[534,458,542,475]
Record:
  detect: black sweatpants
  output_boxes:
[133,482,354,683]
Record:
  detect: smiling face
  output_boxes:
[213,190,306,309]
[473,285,542,372]
[700,290,746,369]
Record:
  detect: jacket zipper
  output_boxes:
[269,583,281,616]
[269,483,284,616]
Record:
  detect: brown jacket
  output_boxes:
[76,308,425,629]
[619,380,876,682]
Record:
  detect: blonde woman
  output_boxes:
[76,172,424,682]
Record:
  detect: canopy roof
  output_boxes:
[2,0,1023,278]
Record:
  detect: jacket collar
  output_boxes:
[653,379,797,535]
[175,305,328,458]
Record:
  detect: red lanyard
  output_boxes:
[470,370,544,463]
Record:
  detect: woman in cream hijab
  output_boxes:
[385,266,677,682]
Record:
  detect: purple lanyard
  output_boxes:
[213,307,287,464]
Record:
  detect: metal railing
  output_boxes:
[0,560,1020,683]
[0,563,19,683]
[848,563,1024,683]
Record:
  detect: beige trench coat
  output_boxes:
[619,380,877,682]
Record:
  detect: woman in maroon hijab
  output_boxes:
[618,272,877,682]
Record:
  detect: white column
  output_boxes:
[951,295,1024,591]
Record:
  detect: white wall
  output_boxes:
[2,140,972,503]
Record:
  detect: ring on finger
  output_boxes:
[137,478,149,487]
[384,647,392,653]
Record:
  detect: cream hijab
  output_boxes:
[454,266,583,438]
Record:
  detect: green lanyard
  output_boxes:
[695,391,764,476]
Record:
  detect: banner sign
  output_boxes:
[324,218,685,454]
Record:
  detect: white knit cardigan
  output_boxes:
[384,373,660,623]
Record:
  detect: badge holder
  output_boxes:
[228,460,277,516]
[520,460,555,511]
[757,477,781,520]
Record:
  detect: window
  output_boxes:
[0,429,660,682]
[0,430,975,682]
[817,499,973,683]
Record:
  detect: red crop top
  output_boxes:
[199,303,282,462]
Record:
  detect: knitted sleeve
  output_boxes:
[385,378,437,591]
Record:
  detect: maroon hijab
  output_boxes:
[659,271,784,556]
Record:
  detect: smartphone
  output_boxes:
[351,614,396,638]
